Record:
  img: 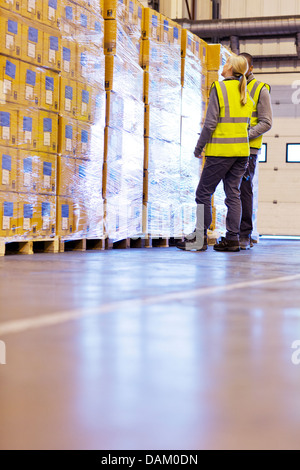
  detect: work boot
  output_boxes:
[213,237,240,252]
[240,236,251,250]
[176,231,208,251]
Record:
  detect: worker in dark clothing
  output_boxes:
[238,52,273,249]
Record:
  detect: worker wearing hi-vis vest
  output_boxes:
[177,54,254,252]
[239,52,272,250]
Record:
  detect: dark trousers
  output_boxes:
[240,154,257,238]
[195,156,248,241]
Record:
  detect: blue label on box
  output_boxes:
[26,69,36,86]
[63,47,71,62]
[80,52,87,67]
[61,204,69,218]
[82,89,89,104]
[174,27,179,40]
[2,154,11,171]
[50,36,59,51]
[152,15,157,27]
[43,161,52,176]
[5,60,16,80]
[4,201,13,218]
[94,21,101,33]
[79,165,85,179]
[164,20,169,31]
[43,118,52,133]
[23,157,32,173]
[138,6,142,19]
[81,129,88,143]
[42,202,51,218]
[65,125,73,139]
[80,14,87,28]
[65,85,73,100]
[49,0,57,10]
[65,5,73,20]
[188,36,192,46]
[196,42,199,52]
[8,20,18,35]
[23,116,32,132]
[28,27,38,43]
[94,59,101,70]
[163,53,168,65]
[24,204,33,219]
[129,1,134,13]
[95,94,101,109]
[151,48,157,60]
[0,112,10,127]
[46,76,54,91]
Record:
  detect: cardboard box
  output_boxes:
[17,150,39,193]
[18,192,39,238]
[57,155,76,197]
[61,37,77,79]
[43,29,61,71]
[76,43,101,85]
[207,44,221,71]
[127,0,143,32]
[0,190,18,237]
[22,22,43,66]
[73,197,88,238]
[181,29,194,58]
[0,146,17,192]
[38,111,58,154]
[0,55,19,103]
[76,81,93,122]
[0,0,21,14]
[42,0,60,29]
[76,121,91,159]
[56,195,74,237]
[60,0,76,37]
[19,61,40,108]
[90,86,106,126]
[59,76,77,118]
[40,69,60,113]
[0,105,18,147]
[21,0,43,22]
[58,116,77,156]
[18,108,39,151]
[89,12,104,49]
[36,152,57,195]
[35,194,56,237]
[103,0,127,20]
[142,8,160,41]
[0,9,22,59]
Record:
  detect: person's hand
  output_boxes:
[194,149,205,159]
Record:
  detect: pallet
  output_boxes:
[0,237,60,256]
[59,238,106,253]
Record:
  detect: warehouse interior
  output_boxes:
[1,0,300,451]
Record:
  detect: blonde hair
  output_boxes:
[228,55,249,105]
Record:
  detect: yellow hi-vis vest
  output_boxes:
[205,80,254,157]
[247,78,271,150]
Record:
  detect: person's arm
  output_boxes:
[248,86,273,141]
[194,85,219,156]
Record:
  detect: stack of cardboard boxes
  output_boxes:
[0,1,60,239]
[181,30,207,236]
[57,0,105,240]
[103,0,144,242]
[142,8,182,239]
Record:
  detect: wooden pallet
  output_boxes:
[59,238,106,253]
[0,237,60,256]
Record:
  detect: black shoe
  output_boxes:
[240,236,251,250]
[213,237,240,252]
[176,232,208,251]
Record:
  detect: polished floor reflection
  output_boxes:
[1,240,300,450]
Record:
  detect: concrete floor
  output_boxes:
[1,240,300,450]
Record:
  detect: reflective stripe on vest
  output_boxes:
[205,80,254,158]
[248,78,271,150]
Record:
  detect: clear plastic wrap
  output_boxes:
[0,1,106,242]
[180,30,206,235]
[143,11,182,238]
[104,0,144,242]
